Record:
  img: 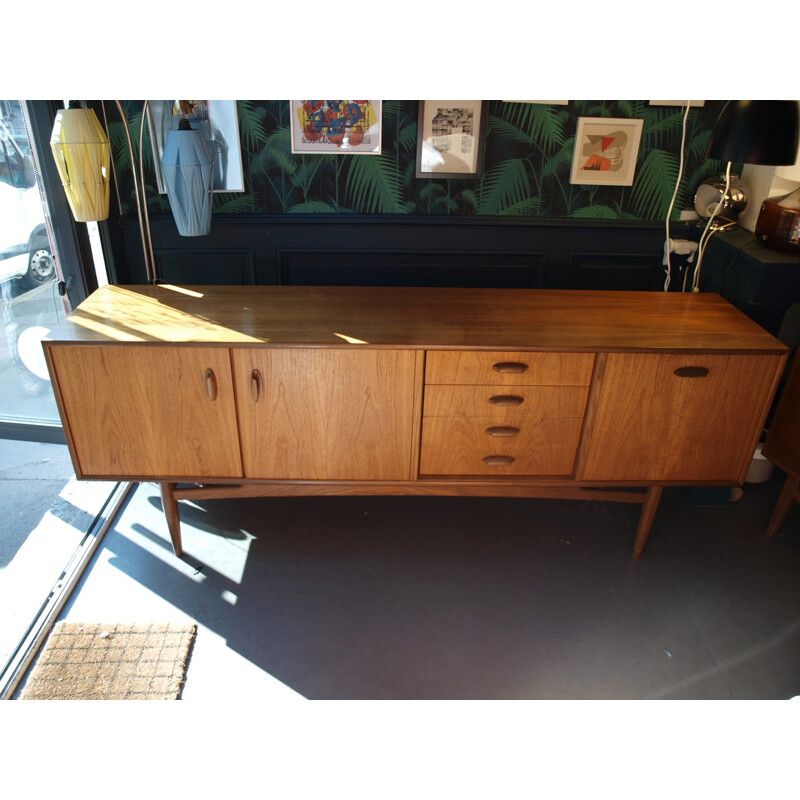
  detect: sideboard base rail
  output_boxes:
[161,480,670,560]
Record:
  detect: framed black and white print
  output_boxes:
[415,101,487,179]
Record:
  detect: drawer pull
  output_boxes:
[482,455,516,466]
[204,368,218,401]
[486,426,520,438]
[493,361,529,374]
[250,369,263,403]
[489,394,525,406]
[674,366,710,378]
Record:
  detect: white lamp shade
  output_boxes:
[50,107,110,222]
[161,124,214,237]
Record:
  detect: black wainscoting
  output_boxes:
[699,227,800,338]
[109,214,695,292]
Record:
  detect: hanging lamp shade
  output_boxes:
[161,118,214,236]
[706,101,800,166]
[50,106,110,222]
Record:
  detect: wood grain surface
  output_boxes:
[47,345,243,478]
[232,348,417,480]
[47,284,787,353]
[578,352,785,482]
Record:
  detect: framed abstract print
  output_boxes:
[570,117,644,186]
[290,101,382,154]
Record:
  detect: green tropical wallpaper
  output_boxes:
[108,100,733,221]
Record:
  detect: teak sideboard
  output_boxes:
[42,285,789,559]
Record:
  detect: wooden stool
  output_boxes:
[763,356,800,537]
[766,473,800,537]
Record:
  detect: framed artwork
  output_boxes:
[649,101,705,107]
[570,117,644,186]
[147,100,244,193]
[416,100,487,179]
[290,101,382,154]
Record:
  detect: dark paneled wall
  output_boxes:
[111,215,694,291]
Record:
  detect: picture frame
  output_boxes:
[147,101,244,194]
[570,117,644,186]
[648,101,705,107]
[415,100,487,179]
[289,101,382,154]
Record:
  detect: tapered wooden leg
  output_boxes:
[160,482,183,556]
[632,486,664,559]
[766,474,800,538]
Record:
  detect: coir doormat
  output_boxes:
[19,622,197,700]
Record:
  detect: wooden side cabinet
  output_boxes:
[42,285,788,559]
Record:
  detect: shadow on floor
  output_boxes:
[60,469,800,700]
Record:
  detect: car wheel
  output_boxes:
[24,245,56,289]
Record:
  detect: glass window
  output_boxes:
[1,101,115,694]
[0,101,69,427]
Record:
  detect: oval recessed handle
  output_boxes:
[482,455,515,466]
[674,366,710,378]
[488,394,525,406]
[493,361,529,374]
[250,369,263,403]
[204,368,218,401]
[486,426,520,438]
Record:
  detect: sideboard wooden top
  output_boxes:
[46,284,787,354]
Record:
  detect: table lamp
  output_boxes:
[695,101,800,231]
[691,101,800,289]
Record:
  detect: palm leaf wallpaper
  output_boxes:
[108,100,732,221]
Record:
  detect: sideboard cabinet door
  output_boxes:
[579,353,785,482]
[233,348,417,480]
[47,345,243,479]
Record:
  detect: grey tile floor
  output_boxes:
[23,466,800,700]
[0,439,75,569]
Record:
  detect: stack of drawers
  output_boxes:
[419,351,595,477]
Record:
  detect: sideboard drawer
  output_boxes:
[423,384,590,419]
[425,351,595,386]
[421,351,592,477]
[420,415,584,476]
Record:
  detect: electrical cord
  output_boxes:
[691,161,733,292]
[664,101,693,291]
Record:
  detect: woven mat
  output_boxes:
[19,622,197,700]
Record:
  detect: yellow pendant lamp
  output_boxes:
[50,103,110,222]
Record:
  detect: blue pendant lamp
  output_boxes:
[161,117,214,236]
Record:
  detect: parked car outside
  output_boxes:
[0,181,55,291]
[0,102,56,292]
